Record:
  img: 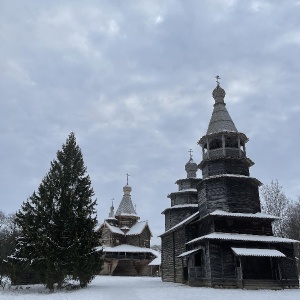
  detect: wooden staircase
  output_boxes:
[112,260,139,276]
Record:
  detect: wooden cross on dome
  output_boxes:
[126,173,130,185]
[215,75,221,85]
[189,149,193,159]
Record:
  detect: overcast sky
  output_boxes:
[1,0,300,245]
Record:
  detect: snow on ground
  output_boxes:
[0,276,299,300]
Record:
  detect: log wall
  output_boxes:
[161,234,175,282]
[198,177,261,218]
[201,158,250,179]
[214,218,273,236]
[126,227,151,247]
[164,207,198,231]
[176,178,201,190]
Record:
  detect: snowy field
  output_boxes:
[0,276,299,300]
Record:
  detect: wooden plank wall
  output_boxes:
[174,228,186,283]
[226,177,260,213]
[202,158,250,179]
[161,234,175,282]
[126,227,151,247]
[198,177,261,217]
[214,218,273,236]
[165,208,198,231]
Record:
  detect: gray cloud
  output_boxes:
[1,0,300,244]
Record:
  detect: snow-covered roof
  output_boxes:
[127,221,152,236]
[161,204,198,214]
[117,213,139,217]
[159,212,199,237]
[231,247,286,257]
[104,221,124,235]
[148,255,161,266]
[121,226,130,230]
[102,244,158,257]
[209,210,280,220]
[168,188,197,197]
[159,209,279,238]
[177,188,197,193]
[100,220,151,236]
[178,248,201,258]
[172,204,198,209]
[203,174,262,185]
[186,232,299,245]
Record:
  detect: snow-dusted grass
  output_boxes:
[0,276,299,300]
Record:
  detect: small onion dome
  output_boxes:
[123,184,132,195]
[212,84,226,104]
[185,157,197,178]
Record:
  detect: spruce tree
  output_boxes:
[11,132,103,290]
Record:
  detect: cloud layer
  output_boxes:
[1,0,300,244]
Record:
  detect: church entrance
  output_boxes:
[241,257,274,280]
[112,260,138,276]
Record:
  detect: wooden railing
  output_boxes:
[204,148,245,160]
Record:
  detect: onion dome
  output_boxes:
[212,83,226,103]
[108,200,115,219]
[185,150,198,178]
[123,184,132,195]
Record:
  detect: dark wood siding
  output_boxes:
[164,208,198,231]
[174,228,186,283]
[198,176,261,217]
[226,177,261,213]
[161,234,175,282]
[214,217,273,236]
[202,158,250,179]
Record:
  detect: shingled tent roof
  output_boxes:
[115,184,138,218]
[206,83,237,135]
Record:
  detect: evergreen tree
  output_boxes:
[11,133,103,290]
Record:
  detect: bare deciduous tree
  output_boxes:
[260,179,290,237]
[285,198,300,272]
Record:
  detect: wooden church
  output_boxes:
[98,179,160,276]
[160,79,299,289]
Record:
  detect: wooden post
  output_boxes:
[236,257,244,288]
[206,138,210,159]
[222,134,226,156]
